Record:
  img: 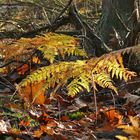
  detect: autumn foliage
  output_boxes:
[0,32,140,140]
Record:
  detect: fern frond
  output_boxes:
[17,43,138,102]
[18,50,136,98]
[91,53,137,81]
[0,32,87,63]
[120,45,140,55]
[67,73,91,96]
[0,37,36,61]
[19,60,86,88]
[93,72,117,93]
[37,33,87,62]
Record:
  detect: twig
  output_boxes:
[52,0,73,24]
[0,75,15,90]
[0,16,69,39]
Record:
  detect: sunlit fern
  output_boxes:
[0,32,87,63]
[18,51,136,98]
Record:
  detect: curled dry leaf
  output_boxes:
[116,116,140,140]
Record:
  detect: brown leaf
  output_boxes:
[97,122,114,131]
[40,125,54,135]
[20,81,45,105]
[61,116,69,121]
[17,64,29,75]
[104,106,123,126]
[33,129,43,138]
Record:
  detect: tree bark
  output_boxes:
[68,4,111,57]
[96,0,139,50]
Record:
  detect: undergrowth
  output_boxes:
[0,32,140,105]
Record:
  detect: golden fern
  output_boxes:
[19,60,86,88]
[0,32,87,63]
[18,51,136,98]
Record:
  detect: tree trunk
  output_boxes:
[96,0,139,50]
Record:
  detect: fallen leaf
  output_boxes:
[17,64,29,75]
[19,120,30,127]
[105,106,123,126]
[33,129,43,138]
[20,81,45,105]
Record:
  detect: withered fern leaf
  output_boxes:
[0,32,87,63]
[18,51,136,97]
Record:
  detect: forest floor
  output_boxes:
[0,73,140,140]
[0,1,140,139]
